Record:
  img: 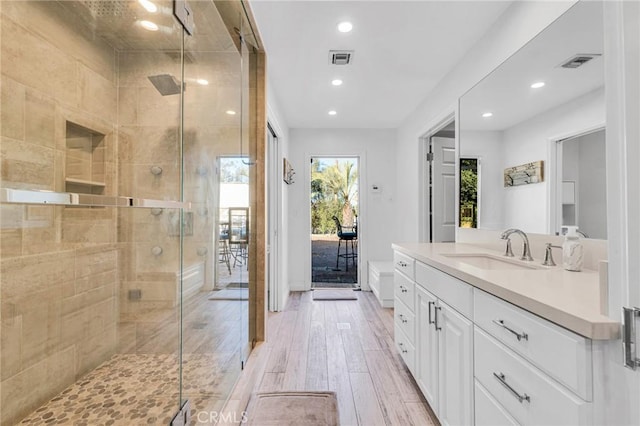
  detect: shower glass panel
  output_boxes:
[0,0,253,423]
[180,0,244,415]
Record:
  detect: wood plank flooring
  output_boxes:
[245,291,438,426]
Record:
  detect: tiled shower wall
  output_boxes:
[0,2,119,424]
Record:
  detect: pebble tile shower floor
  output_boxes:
[19,353,235,425]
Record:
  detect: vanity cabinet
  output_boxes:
[473,289,592,425]
[394,252,417,374]
[396,256,474,426]
[416,284,474,426]
[393,248,597,426]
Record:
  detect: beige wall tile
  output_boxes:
[1,137,55,189]
[1,15,78,107]
[1,312,23,380]
[78,63,117,124]
[74,248,117,279]
[1,1,116,83]
[1,251,75,300]
[1,76,25,140]
[25,89,56,148]
[0,346,75,425]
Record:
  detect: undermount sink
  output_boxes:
[442,253,543,270]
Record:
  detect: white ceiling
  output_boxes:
[250,1,512,129]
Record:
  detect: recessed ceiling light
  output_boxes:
[138,0,158,13]
[196,79,209,86]
[482,112,493,118]
[531,81,545,89]
[328,110,337,116]
[226,110,236,115]
[331,79,343,86]
[337,21,353,33]
[140,20,159,31]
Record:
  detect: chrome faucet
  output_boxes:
[542,243,562,266]
[500,229,534,261]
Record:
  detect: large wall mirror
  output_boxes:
[459,0,606,239]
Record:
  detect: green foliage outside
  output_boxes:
[460,159,478,228]
[311,159,359,234]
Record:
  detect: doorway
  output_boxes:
[310,157,359,287]
[423,119,456,242]
[266,124,280,311]
[552,127,606,238]
[216,156,250,290]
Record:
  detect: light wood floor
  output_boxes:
[247,291,438,426]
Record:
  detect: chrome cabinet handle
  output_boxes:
[434,306,442,331]
[492,319,528,341]
[398,285,408,293]
[623,307,640,369]
[399,313,407,324]
[397,261,407,267]
[493,372,530,403]
[428,301,435,325]
[398,342,408,354]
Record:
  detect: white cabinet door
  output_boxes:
[416,285,439,414]
[438,301,474,426]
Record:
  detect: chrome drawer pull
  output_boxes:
[493,372,530,403]
[399,342,408,354]
[428,301,435,325]
[399,313,408,323]
[434,306,442,331]
[398,285,408,293]
[397,261,407,267]
[492,319,528,341]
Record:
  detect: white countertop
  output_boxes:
[392,242,620,340]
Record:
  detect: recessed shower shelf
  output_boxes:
[65,178,106,187]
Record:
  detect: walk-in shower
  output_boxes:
[0,1,260,424]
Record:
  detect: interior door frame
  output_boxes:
[547,123,605,236]
[266,123,280,311]
[308,154,362,289]
[419,110,456,243]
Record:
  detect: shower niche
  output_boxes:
[65,121,106,194]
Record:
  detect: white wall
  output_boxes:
[502,87,605,233]
[396,0,577,242]
[266,81,290,311]
[287,128,397,291]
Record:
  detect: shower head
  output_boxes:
[147,74,183,96]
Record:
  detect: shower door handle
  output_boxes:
[0,187,191,209]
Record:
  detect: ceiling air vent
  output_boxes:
[329,50,354,65]
[559,54,601,69]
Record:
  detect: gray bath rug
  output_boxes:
[208,288,249,300]
[245,391,339,425]
[312,289,357,300]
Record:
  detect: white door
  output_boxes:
[416,286,440,414]
[432,136,456,242]
[438,301,474,426]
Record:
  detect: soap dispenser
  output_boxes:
[562,226,583,272]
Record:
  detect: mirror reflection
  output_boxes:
[459,1,606,238]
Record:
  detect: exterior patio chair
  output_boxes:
[332,216,357,271]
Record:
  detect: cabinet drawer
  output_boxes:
[394,297,415,345]
[395,324,415,374]
[394,251,415,280]
[474,328,590,426]
[415,261,473,319]
[475,380,519,426]
[394,271,415,312]
[474,290,592,400]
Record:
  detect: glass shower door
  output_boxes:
[0,1,186,424]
